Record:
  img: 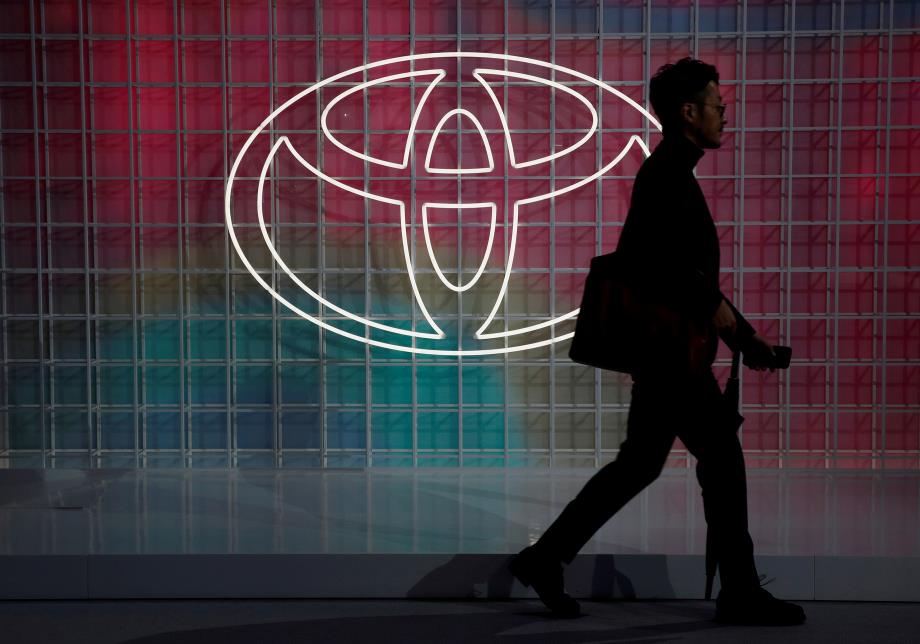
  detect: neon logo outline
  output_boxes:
[225,51,661,356]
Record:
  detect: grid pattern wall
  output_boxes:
[0,0,918,469]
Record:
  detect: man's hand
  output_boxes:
[712,299,737,342]
[743,333,776,372]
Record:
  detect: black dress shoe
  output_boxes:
[715,587,806,625]
[509,545,581,618]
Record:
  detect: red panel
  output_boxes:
[183,0,222,35]
[887,272,920,315]
[794,37,833,79]
[745,37,785,80]
[790,271,828,315]
[230,41,269,84]
[887,223,920,268]
[136,1,174,33]
[137,40,175,83]
[90,0,127,34]
[602,38,644,83]
[743,224,781,268]
[843,36,881,79]
[886,319,920,362]
[837,319,874,361]
[837,412,874,451]
[229,0,270,35]
[44,40,81,82]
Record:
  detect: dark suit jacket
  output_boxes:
[615,134,755,376]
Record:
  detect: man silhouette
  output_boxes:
[510,58,805,625]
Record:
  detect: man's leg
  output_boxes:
[679,372,805,625]
[510,380,675,616]
[534,380,676,563]
[677,374,758,592]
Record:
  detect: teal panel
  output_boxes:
[188,319,226,359]
[99,365,135,405]
[372,411,412,450]
[52,320,87,360]
[417,365,458,405]
[189,365,227,405]
[280,364,320,405]
[54,365,87,405]
[236,410,273,449]
[53,411,90,450]
[325,364,366,405]
[98,320,134,359]
[235,364,273,405]
[7,365,42,405]
[279,319,319,359]
[191,411,227,449]
[462,365,504,405]
[9,411,42,449]
[326,410,365,449]
[281,410,321,449]
[147,411,180,449]
[144,319,180,360]
[462,411,505,450]
[371,365,412,405]
[100,411,135,450]
[417,411,458,450]
[235,318,273,360]
[145,365,181,405]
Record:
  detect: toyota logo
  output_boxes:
[225,52,660,356]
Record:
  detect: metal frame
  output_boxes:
[0,0,917,469]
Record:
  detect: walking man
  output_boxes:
[510,58,805,625]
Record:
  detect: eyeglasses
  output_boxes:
[699,102,727,117]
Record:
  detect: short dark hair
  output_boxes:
[649,57,719,134]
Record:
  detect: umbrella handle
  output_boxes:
[731,350,741,379]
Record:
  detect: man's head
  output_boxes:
[649,57,726,149]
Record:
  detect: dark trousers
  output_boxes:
[534,369,760,593]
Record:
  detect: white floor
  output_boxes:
[0,468,918,600]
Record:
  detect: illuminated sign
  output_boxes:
[225,52,659,356]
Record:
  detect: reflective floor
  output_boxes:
[0,468,917,557]
[1,598,919,644]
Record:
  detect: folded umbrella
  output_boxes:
[705,349,745,600]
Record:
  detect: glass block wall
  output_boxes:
[0,0,918,469]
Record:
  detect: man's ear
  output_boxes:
[679,101,697,126]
